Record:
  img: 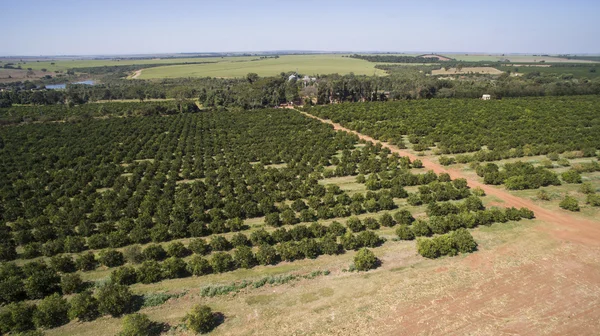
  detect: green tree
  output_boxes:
[33,293,70,328]
[395,224,415,240]
[120,313,160,336]
[256,244,278,265]
[559,195,580,211]
[97,283,133,317]
[136,261,164,284]
[233,246,257,269]
[61,273,84,294]
[210,252,235,273]
[99,249,125,267]
[353,248,378,271]
[187,256,212,276]
[162,257,189,279]
[184,305,219,334]
[68,291,99,322]
[111,266,138,285]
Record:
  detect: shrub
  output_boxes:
[363,217,380,230]
[256,244,279,265]
[450,228,478,253]
[249,229,273,246]
[561,170,582,184]
[271,228,291,243]
[68,291,99,322]
[188,239,210,255]
[142,244,167,261]
[1,302,36,333]
[276,241,302,261]
[320,236,342,255]
[328,221,347,236]
[559,196,580,211]
[412,159,423,168]
[210,252,235,273]
[33,293,70,328]
[395,225,415,240]
[309,222,328,238]
[136,261,163,284]
[265,212,281,227]
[210,236,232,251]
[439,156,455,166]
[393,209,414,225]
[162,257,188,279]
[184,305,219,334]
[537,189,551,201]
[557,158,570,167]
[346,217,365,232]
[61,273,84,294]
[417,238,439,259]
[379,213,395,227]
[299,239,321,259]
[353,248,378,271]
[411,219,431,237]
[519,207,535,219]
[166,242,190,258]
[121,245,143,264]
[49,255,76,273]
[187,256,212,276]
[233,246,257,269]
[472,187,486,196]
[23,265,60,300]
[230,233,251,247]
[120,313,159,336]
[340,232,361,250]
[96,283,133,317]
[357,230,382,247]
[99,249,125,267]
[75,252,98,271]
[111,266,138,285]
[587,193,600,206]
[579,182,595,194]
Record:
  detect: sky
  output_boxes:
[1,0,599,56]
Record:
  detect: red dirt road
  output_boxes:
[300,110,600,246]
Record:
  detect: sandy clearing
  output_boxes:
[130,69,143,79]
[298,110,600,246]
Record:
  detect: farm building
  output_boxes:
[482,94,491,100]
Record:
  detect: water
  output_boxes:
[45,80,96,90]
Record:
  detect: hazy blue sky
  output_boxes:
[2,0,598,56]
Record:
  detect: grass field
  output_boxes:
[442,54,599,63]
[137,55,387,78]
[0,56,257,72]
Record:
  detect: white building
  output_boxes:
[482,94,491,100]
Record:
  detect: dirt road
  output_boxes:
[130,69,143,79]
[298,110,600,246]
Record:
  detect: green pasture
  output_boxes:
[0,56,257,72]
[137,55,387,78]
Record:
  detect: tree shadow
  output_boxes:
[213,312,226,328]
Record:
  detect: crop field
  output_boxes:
[0,56,257,72]
[136,55,387,78]
[441,54,599,63]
